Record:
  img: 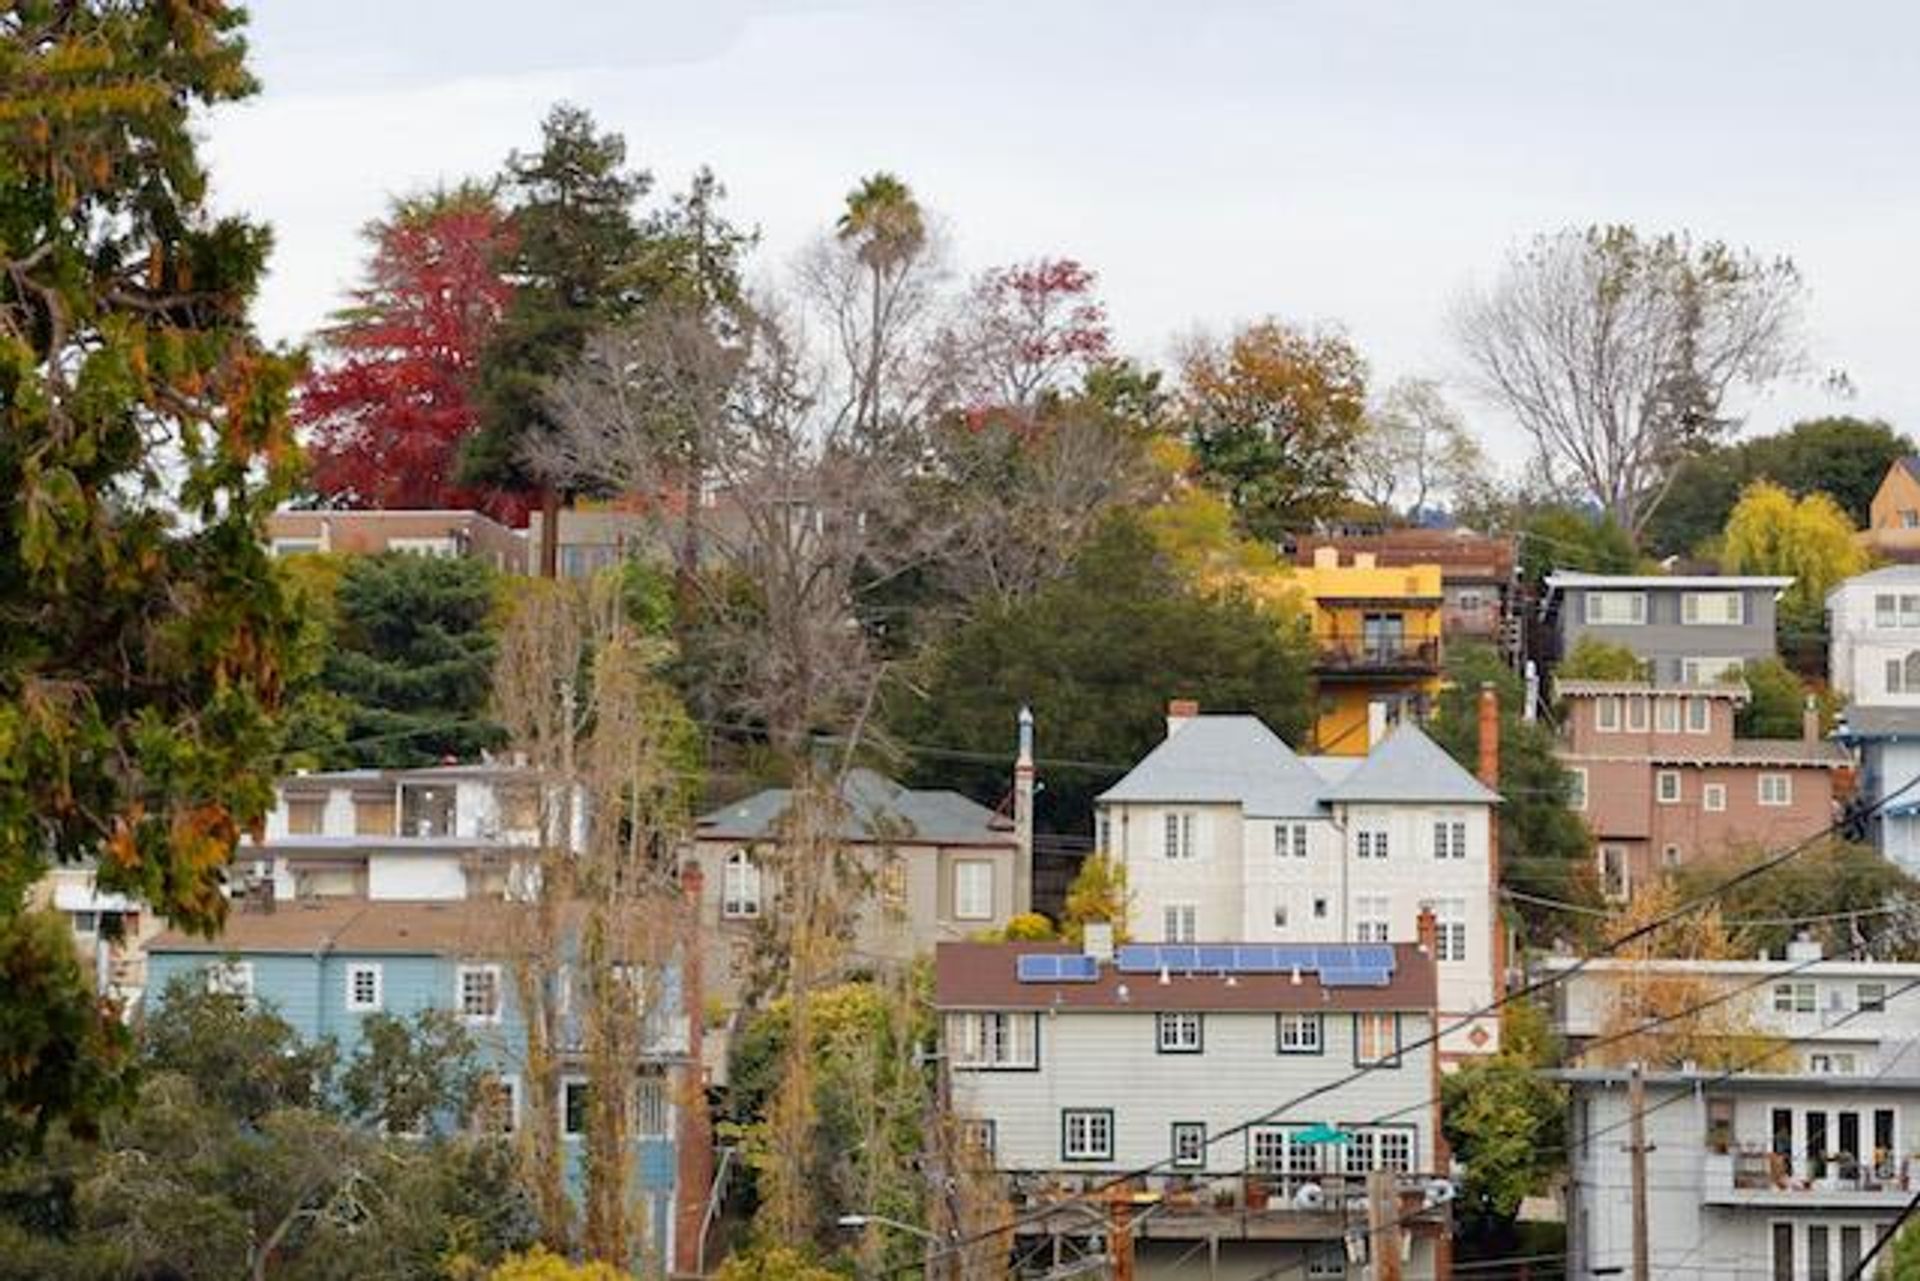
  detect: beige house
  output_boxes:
[265,508,527,572]
[685,768,1027,1009]
[1862,456,1920,562]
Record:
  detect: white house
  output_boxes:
[1828,565,1920,705]
[1097,703,1502,1057]
[936,936,1454,1281]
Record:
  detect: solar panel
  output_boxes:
[1233,945,1281,972]
[1115,944,1160,973]
[1274,944,1321,970]
[1015,953,1101,983]
[1196,945,1237,970]
[1319,967,1394,988]
[1356,945,1396,970]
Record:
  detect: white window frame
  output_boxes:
[1681,592,1745,626]
[721,848,762,919]
[1277,1012,1324,1054]
[1596,697,1620,732]
[1432,819,1466,860]
[1703,782,1727,812]
[1062,1109,1114,1162]
[1878,593,1900,628]
[1860,983,1888,1013]
[1163,811,1197,860]
[1306,1244,1348,1279]
[1773,981,1816,1014]
[1275,821,1309,859]
[1903,594,1920,629]
[1759,773,1792,807]
[1156,1012,1203,1054]
[1655,696,1679,733]
[949,1011,1039,1070]
[346,962,383,1012]
[1599,845,1629,901]
[561,1075,589,1140]
[1163,902,1198,943]
[1354,894,1391,944]
[1354,1012,1401,1066]
[954,859,994,921]
[1356,828,1389,860]
[1433,897,1467,962]
[1171,1121,1207,1169]
[1625,695,1648,732]
[457,963,503,1025]
[1568,767,1588,812]
[477,1072,521,1135]
[1656,770,1682,804]
[206,959,254,1000]
[1584,591,1647,625]
[1686,696,1712,733]
[635,1070,670,1136]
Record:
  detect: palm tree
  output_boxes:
[834,173,926,433]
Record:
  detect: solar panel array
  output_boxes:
[1112,942,1395,987]
[1014,953,1100,983]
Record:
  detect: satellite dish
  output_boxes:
[1423,1179,1457,1207]
[1293,1182,1326,1211]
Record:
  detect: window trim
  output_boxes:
[1276,1012,1325,1055]
[1860,982,1888,1013]
[1432,818,1466,860]
[1596,696,1620,732]
[1703,782,1727,813]
[1568,767,1588,812]
[1155,1011,1204,1055]
[1656,770,1682,805]
[560,1075,589,1140]
[1163,902,1199,943]
[457,963,504,1025]
[1584,590,1647,626]
[953,858,995,921]
[346,962,383,1012]
[1681,591,1745,627]
[1352,1012,1403,1068]
[206,959,255,1000]
[1686,696,1712,733]
[1171,1121,1207,1169]
[1061,1108,1115,1163]
[948,1011,1041,1072]
[721,848,763,920]
[476,1072,521,1135]
[1759,773,1793,807]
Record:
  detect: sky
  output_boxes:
[202,1,1920,473]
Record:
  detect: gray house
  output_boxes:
[1543,572,1793,684]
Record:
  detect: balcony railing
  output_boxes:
[1313,635,1441,676]
[1702,1149,1918,1207]
[1003,1170,1452,1239]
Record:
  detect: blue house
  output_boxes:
[144,898,699,1265]
[1835,706,1920,872]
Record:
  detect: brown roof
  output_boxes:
[1290,531,1515,583]
[934,941,1437,1013]
[148,899,526,957]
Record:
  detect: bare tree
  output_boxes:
[1349,378,1490,518]
[940,257,1111,413]
[1454,225,1808,536]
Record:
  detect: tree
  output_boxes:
[1676,841,1920,961]
[1348,378,1489,519]
[1177,319,1369,542]
[1737,657,1814,740]
[1061,854,1131,942]
[312,552,505,767]
[1456,225,1810,536]
[464,104,650,576]
[298,186,521,520]
[337,1009,483,1135]
[1441,1052,1564,1232]
[138,975,338,1125]
[1,0,300,1147]
[1515,506,1640,589]
[1721,479,1869,636]
[894,513,1316,835]
[1556,637,1647,682]
[1881,1220,1920,1279]
[488,1246,634,1280]
[945,257,1111,413]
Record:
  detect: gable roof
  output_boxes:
[1319,723,1501,805]
[1096,716,1327,818]
[148,899,522,957]
[697,767,1013,847]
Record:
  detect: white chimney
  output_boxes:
[1785,931,1824,963]
[1166,698,1200,738]
[1013,706,1035,915]
[1367,700,1390,750]
[1083,921,1114,963]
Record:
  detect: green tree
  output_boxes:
[138,974,337,1125]
[1676,841,1920,960]
[337,1009,482,1136]
[1441,1055,1565,1231]
[0,0,301,1149]
[1062,854,1131,942]
[1556,636,1647,681]
[1883,1220,1920,1280]
[1517,506,1640,589]
[310,552,504,767]
[1430,644,1598,935]
[1737,656,1814,739]
[894,513,1315,835]
[1720,478,1870,635]
[1177,319,1369,542]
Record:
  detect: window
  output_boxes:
[206,960,254,999]
[1349,1128,1414,1173]
[1156,1012,1203,1054]
[1356,828,1389,859]
[1432,820,1467,860]
[499,786,539,831]
[1661,844,1682,870]
[1584,591,1646,625]
[1457,589,1484,612]
[353,794,396,836]
[1062,1109,1113,1162]
[1354,895,1391,944]
[1095,811,1113,854]
[636,1071,669,1135]
[1596,697,1620,732]
[1277,1013,1324,1054]
[1759,774,1792,807]
[1354,1013,1401,1066]
[270,537,322,556]
[1682,592,1744,626]
[1306,1244,1347,1279]
[1626,695,1648,732]
[1433,898,1467,962]
[1163,811,1196,859]
[1655,696,1680,733]
[1772,1222,1794,1281]
[1171,1122,1206,1168]
[1312,896,1329,921]
[1656,770,1682,804]
[1275,822,1309,859]
[1810,1225,1831,1281]
[954,860,994,920]
[722,849,762,919]
[879,860,907,905]
[1860,982,1888,1012]
[1809,1052,1858,1075]
[1904,594,1920,628]
[1686,697,1712,733]
[1250,1126,1323,1179]
[69,910,100,935]
[962,1119,996,1160]
[1568,768,1588,811]
[346,963,383,1012]
[1599,846,1629,900]
[1272,899,1289,929]
[1773,981,1816,1014]
[286,796,325,835]
[949,1012,1038,1069]
[1704,783,1727,812]
[458,964,502,1023]
[1878,593,1901,627]
[1907,513,1920,530]
[399,783,456,837]
[561,1078,589,1139]
[475,1073,520,1135]
[1164,903,1198,943]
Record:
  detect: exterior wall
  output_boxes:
[948,1008,1440,1175]
[1441,581,1505,639]
[1557,585,1780,682]
[1562,688,1740,756]
[264,510,526,572]
[1870,465,1920,537]
[1857,738,1920,873]
[29,865,161,1004]
[1292,557,1446,757]
[1829,579,1920,704]
[366,855,469,899]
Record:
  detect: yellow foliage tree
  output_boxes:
[487,1246,632,1281]
[1720,479,1870,630]
[1061,854,1131,944]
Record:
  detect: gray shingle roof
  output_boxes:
[1835,705,1920,742]
[697,768,1013,846]
[1096,716,1334,818]
[1319,723,1501,804]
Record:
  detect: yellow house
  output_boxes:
[1863,456,1920,562]
[1291,547,1446,755]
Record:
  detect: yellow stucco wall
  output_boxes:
[1290,557,1446,755]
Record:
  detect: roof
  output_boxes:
[1319,724,1501,805]
[1096,716,1329,818]
[1691,739,1851,767]
[148,899,523,957]
[1554,679,1750,701]
[1552,1068,1920,1094]
[1827,563,1920,603]
[1289,531,1515,582]
[1536,955,1920,980]
[697,768,1013,847]
[282,762,535,787]
[1543,572,1794,594]
[240,834,510,855]
[1835,705,1920,742]
[934,941,1437,1014]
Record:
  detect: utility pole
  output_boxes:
[1367,1168,1402,1281]
[1627,1062,1652,1281]
[1107,1190,1134,1281]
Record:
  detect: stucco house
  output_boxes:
[1542,571,1794,685]
[1290,529,1521,661]
[265,508,527,571]
[1290,547,1448,755]
[1860,456,1920,563]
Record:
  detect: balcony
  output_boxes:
[1313,634,1441,678]
[1701,1149,1918,1209]
[1004,1170,1452,1241]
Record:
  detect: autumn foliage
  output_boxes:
[299,189,525,522]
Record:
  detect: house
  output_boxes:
[1834,707,1920,873]
[936,934,1454,1281]
[1541,940,1920,1280]
[1555,678,1845,896]
[1826,565,1920,706]
[1542,572,1794,685]
[265,509,527,571]
[1098,700,1502,1058]
[684,766,1027,1008]
[27,862,160,1008]
[1289,548,1447,755]
[1291,530,1521,662]
[1861,456,1920,563]
[143,891,712,1272]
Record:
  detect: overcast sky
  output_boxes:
[203,1,1919,472]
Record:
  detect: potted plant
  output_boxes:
[1245,1177,1271,1211]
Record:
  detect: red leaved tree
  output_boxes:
[948,256,1112,416]
[298,186,526,522]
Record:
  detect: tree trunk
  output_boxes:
[540,486,561,579]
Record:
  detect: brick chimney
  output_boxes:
[1166,698,1200,738]
[1477,683,1500,790]
[1013,707,1035,915]
[674,861,714,1277]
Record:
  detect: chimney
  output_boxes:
[1367,700,1390,750]
[1083,920,1115,963]
[1013,707,1035,916]
[1166,698,1200,738]
[1312,546,1339,569]
[1354,552,1377,570]
[674,861,715,1276]
[1477,683,1500,789]
[1803,695,1822,744]
[1785,931,1824,963]
[1415,904,1437,956]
